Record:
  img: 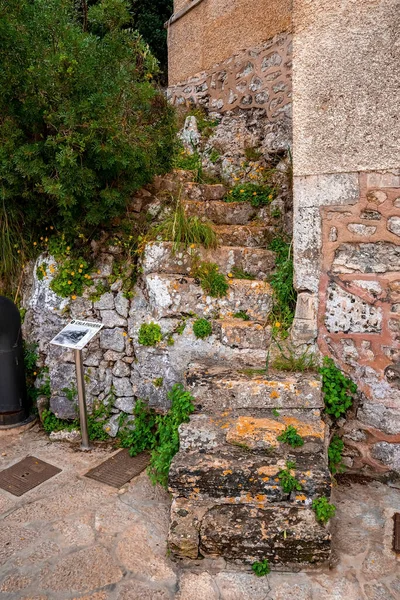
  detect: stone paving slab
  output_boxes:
[0,425,399,599]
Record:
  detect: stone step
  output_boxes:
[214,224,276,247]
[141,242,276,279]
[184,200,270,225]
[168,498,331,565]
[214,318,271,350]
[170,413,329,505]
[152,169,194,192]
[143,274,274,320]
[185,365,323,412]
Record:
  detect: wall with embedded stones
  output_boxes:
[292,0,400,475]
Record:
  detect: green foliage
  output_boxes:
[152,201,217,252]
[278,461,302,494]
[225,183,276,207]
[138,322,163,346]
[328,435,345,475]
[230,266,255,280]
[89,281,109,302]
[268,238,297,338]
[41,409,76,434]
[312,496,336,524]
[245,147,262,162]
[192,261,229,298]
[233,310,250,321]
[62,384,77,402]
[121,399,157,454]
[186,108,219,138]
[319,357,357,418]
[277,425,304,448]
[193,318,212,339]
[24,342,51,405]
[51,258,93,298]
[209,149,220,164]
[173,149,202,174]
[0,0,176,292]
[251,559,271,577]
[153,377,164,388]
[148,384,195,487]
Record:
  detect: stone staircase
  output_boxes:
[140,170,332,568]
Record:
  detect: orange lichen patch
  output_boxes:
[226,416,286,447]
[258,465,279,476]
[270,390,280,399]
[295,495,307,502]
[281,416,325,439]
[223,469,233,476]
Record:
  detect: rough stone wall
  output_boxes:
[168,32,292,118]
[168,0,291,86]
[292,0,400,474]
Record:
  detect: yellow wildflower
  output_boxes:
[274,322,281,328]
[71,272,75,276]
[78,269,82,273]
[240,189,245,193]
[80,264,84,268]
[33,372,37,376]
[253,192,257,196]
[68,280,72,285]
[33,242,37,246]
[123,332,127,337]
[66,246,70,251]
[71,295,77,300]
[228,272,233,278]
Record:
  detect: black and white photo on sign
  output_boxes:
[50,320,103,350]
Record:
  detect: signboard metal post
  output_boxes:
[50,319,103,451]
[75,349,90,450]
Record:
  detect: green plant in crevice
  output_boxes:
[278,460,302,494]
[192,261,229,298]
[152,199,217,252]
[225,183,276,207]
[62,384,77,402]
[268,237,297,338]
[192,318,213,339]
[230,266,255,280]
[138,322,163,346]
[153,377,164,388]
[120,399,157,454]
[251,559,271,577]
[41,409,77,434]
[312,496,336,524]
[148,384,195,488]
[233,310,250,321]
[271,343,317,372]
[277,425,304,448]
[208,148,220,164]
[244,146,263,162]
[24,342,51,405]
[319,357,357,418]
[328,435,345,475]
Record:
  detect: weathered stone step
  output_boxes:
[214,224,276,247]
[152,171,227,200]
[141,242,276,279]
[152,169,194,191]
[214,318,271,350]
[168,498,331,565]
[185,365,322,412]
[143,274,273,320]
[184,200,270,225]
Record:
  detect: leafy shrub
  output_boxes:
[193,318,212,339]
[225,183,276,207]
[0,0,176,291]
[268,238,297,338]
[278,461,302,494]
[252,559,271,577]
[328,435,345,475]
[230,266,255,280]
[41,409,76,434]
[319,357,357,418]
[192,261,229,298]
[277,425,304,448]
[148,384,195,487]
[121,399,156,454]
[138,322,163,346]
[271,344,317,372]
[152,201,217,252]
[312,496,336,524]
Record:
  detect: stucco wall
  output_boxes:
[168,0,291,86]
[293,0,400,177]
[292,0,400,475]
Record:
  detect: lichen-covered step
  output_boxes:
[152,173,227,201]
[185,365,323,412]
[184,200,271,225]
[143,274,273,320]
[141,242,276,279]
[169,413,329,505]
[214,224,276,247]
[168,498,331,565]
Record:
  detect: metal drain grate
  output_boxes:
[85,449,149,488]
[0,456,61,496]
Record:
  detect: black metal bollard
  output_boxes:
[0,296,30,426]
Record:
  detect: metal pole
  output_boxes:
[74,349,90,450]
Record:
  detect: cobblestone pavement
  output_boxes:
[0,424,399,600]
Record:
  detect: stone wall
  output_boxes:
[292,0,400,475]
[168,0,291,86]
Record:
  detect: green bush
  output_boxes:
[193,261,229,298]
[319,357,357,418]
[138,322,163,346]
[152,201,217,252]
[268,238,297,338]
[233,310,250,321]
[278,461,302,494]
[193,318,213,339]
[225,183,276,207]
[277,425,304,448]
[312,496,336,524]
[328,435,345,474]
[251,559,271,577]
[0,0,176,291]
